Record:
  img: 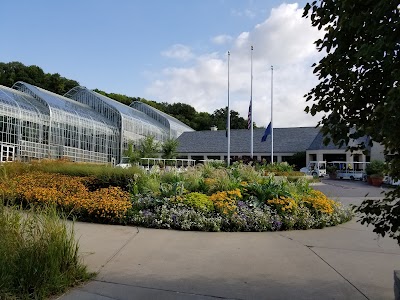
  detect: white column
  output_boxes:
[346,151,352,162]
[316,152,324,162]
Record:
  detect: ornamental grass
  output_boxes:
[0,203,93,299]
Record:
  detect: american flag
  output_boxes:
[247,100,252,130]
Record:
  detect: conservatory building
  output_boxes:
[0,82,193,164]
[130,101,193,139]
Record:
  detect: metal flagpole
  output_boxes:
[250,46,254,159]
[227,51,231,166]
[271,65,274,163]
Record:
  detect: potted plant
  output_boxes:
[370,173,384,186]
[326,165,338,179]
[365,160,385,186]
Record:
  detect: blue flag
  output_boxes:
[247,101,252,130]
[261,122,271,142]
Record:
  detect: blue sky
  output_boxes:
[1,0,323,127]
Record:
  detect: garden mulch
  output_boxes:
[58,180,400,300]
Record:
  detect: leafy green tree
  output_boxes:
[161,138,179,159]
[139,135,160,158]
[123,142,141,163]
[123,136,161,163]
[303,0,400,242]
[192,112,213,131]
[0,62,78,94]
[211,107,249,130]
[93,89,133,106]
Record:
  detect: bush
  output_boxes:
[365,160,386,176]
[0,204,92,299]
[173,192,214,212]
[262,162,294,173]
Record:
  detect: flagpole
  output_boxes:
[271,65,274,163]
[250,46,254,159]
[227,51,231,166]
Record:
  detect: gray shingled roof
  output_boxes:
[177,127,321,154]
[307,131,370,150]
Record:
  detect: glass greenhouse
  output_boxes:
[0,82,193,164]
[130,101,194,139]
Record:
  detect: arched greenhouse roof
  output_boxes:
[64,86,168,130]
[130,101,194,134]
[0,85,48,117]
[13,82,116,127]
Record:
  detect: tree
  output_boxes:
[285,152,306,170]
[138,135,160,158]
[123,141,141,163]
[192,112,212,131]
[161,138,179,159]
[211,107,248,130]
[0,62,79,94]
[123,136,161,163]
[303,0,400,242]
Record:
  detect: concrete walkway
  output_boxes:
[58,180,400,300]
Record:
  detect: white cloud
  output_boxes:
[146,3,324,128]
[231,8,256,19]
[211,34,233,45]
[161,44,194,61]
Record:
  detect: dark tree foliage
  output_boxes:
[284,152,306,170]
[303,0,400,242]
[93,89,134,106]
[0,62,79,94]
[211,107,249,130]
[129,100,248,131]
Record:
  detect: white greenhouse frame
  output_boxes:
[0,82,194,164]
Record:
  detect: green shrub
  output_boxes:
[230,163,262,183]
[159,170,184,184]
[262,162,294,173]
[138,174,161,194]
[202,168,241,195]
[0,203,92,299]
[243,176,291,205]
[365,160,386,176]
[182,167,204,192]
[159,182,185,198]
[175,192,214,212]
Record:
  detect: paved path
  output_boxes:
[59,179,400,300]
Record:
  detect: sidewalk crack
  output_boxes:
[306,245,370,300]
[93,279,242,300]
[277,233,370,299]
[98,226,140,273]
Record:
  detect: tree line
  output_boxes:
[0,61,250,131]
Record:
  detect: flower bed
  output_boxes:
[0,172,131,223]
[0,162,353,231]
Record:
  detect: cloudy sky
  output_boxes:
[1,0,324,128]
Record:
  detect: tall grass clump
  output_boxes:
[0,203,92,299]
